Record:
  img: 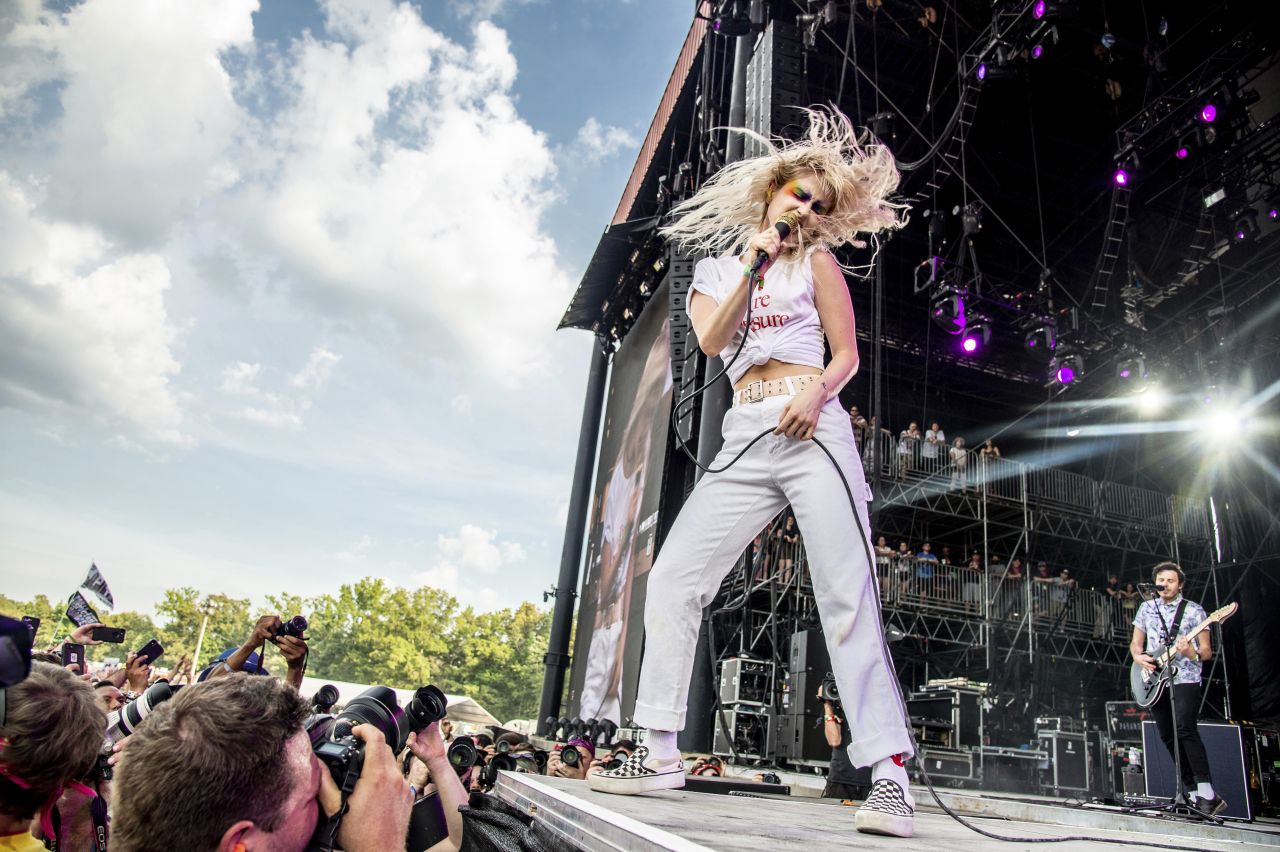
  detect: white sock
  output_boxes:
[643,729,679,761]
[871,752,910,789]
[1195,782,1216,800]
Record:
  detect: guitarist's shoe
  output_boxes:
[854,779,915,837]
[1192,793,1228,818]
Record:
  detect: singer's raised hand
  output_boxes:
[741,226,784,278]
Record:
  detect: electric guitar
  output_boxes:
[1130,602,1237,707]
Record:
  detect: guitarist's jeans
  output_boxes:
[633,393,914,769]
[1151,682,1213,786]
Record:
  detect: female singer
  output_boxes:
[588,109,916,838]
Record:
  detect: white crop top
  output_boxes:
[688,253,826,385]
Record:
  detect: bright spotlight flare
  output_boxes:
[961,319,991,354]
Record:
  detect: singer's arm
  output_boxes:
[811,251,860,393]
[689,229,784,356]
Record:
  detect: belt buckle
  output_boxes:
[745,379,765,403]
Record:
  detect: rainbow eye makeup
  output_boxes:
[789,182,829,215]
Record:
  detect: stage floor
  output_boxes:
[495,772,1280,851]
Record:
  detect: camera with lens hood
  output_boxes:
[273,614,308,640]
[306,684,447,797]
[818,672,840,704]
[446,736,479,773]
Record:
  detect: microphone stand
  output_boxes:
[1123,586,1218,823]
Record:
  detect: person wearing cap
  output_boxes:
[199,615,308,690]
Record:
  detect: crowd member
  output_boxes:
[874,536,894,598]
[848,406,869,443]
[949,437,968,489]
[774,514,800,585]
[201,614,309,690]
[979,438,1001,459]
[895,541,914,597]
[93,680,125,714]
[915,542,938,597]
[922,422,946,471]
[0,663,105,852]
[938,545,953,568]
[822,688,872,801]
[1120,581,1142,618]
[897,422,920,477]
[962,554,984,614]
[688,755,723,778]
[546,738,595,780]
[111,673,440,852]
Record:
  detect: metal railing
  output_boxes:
[852,428,1210,538]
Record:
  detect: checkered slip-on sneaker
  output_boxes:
[586,745,685,796]
[854,779,915,838]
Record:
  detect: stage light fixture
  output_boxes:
[1050,352,1083,386]
[961,320,991,354]
[1269,207,1278,221]
[1203,186,1227,208]
[961,202,982,235]
[1232,209,1258,243]
[1116,352,1146,383]
[1031,44,1044,59]
[1136,385,1167,414]
[930,286,967,335]
[1199,103,1217,124]
[1032,0,1046,19]
[1113,167,1130,187]
[1024,322,1057,357]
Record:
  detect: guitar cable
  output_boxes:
[666,245,1216,849]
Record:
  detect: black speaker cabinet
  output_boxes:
[1141,720,1254,821]
[788,629,830,674]
[774,712,831,763]
[1038,731,1089,793]
[718,658,773,707]
[712,708,772,760]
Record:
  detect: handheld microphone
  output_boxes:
[749,211,801,279]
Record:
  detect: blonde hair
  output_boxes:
[659,107,906,268]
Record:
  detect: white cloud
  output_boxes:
[410,522,524,609]
[291,347,341,391]
[335,534,373,561]
[447,0,537,21]
[572,116,639,163]
[0,173,189,445]
[449,394,472,416]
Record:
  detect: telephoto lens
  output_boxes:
[555,716,571,740]
[818,672,840,703]
[273,615,308,640]
[479,753,517,789]
[105,681,173,745]
[560,745,581,768]
[311,683,340,713]
[601,754,625,772]
[447,736,479,772]
[496,739,512,754]
[533,749,549,773]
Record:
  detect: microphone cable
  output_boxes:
[664,248,1214,849]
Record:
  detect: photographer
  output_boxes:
[821,680,872,801]
[545,739,594,780]
[112,673,411,852]
[204,615,308,690]
[0,662,106,851]
[402,724,467,852]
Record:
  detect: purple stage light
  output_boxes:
[1056,365,1076,384]
[962,337,979,353]
[1032,44,1044,59]
[1236,228,1246,241]
[1269,208,1278,221]
[1199,103,1217,123]
[1119,368,1131,379]
[976,64,987,81]
[1033,0,1046,19]
[1027,338,1037,348]
[1175,146,1189,160]
[1113,168,1129,186]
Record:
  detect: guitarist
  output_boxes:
[1129,561,1225,816]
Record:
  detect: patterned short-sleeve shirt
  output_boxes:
[1133,595,1208,685]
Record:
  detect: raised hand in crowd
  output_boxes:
[125,650,153,694]
[407,722,467,852]
[68,622,106,646]
[275,634,309,689]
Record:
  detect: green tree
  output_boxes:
[0,594,64,649]
[154,587,254,669]
[437,602,552,724]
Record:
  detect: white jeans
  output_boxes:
[633,391,914,768]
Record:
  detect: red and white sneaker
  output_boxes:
[586,746,685,795]
[854,779,915,837]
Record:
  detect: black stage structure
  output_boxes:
[538,0,1280,812]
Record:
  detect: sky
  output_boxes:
[0,0,694,616]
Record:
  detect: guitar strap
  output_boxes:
[1164,599,1188,646]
